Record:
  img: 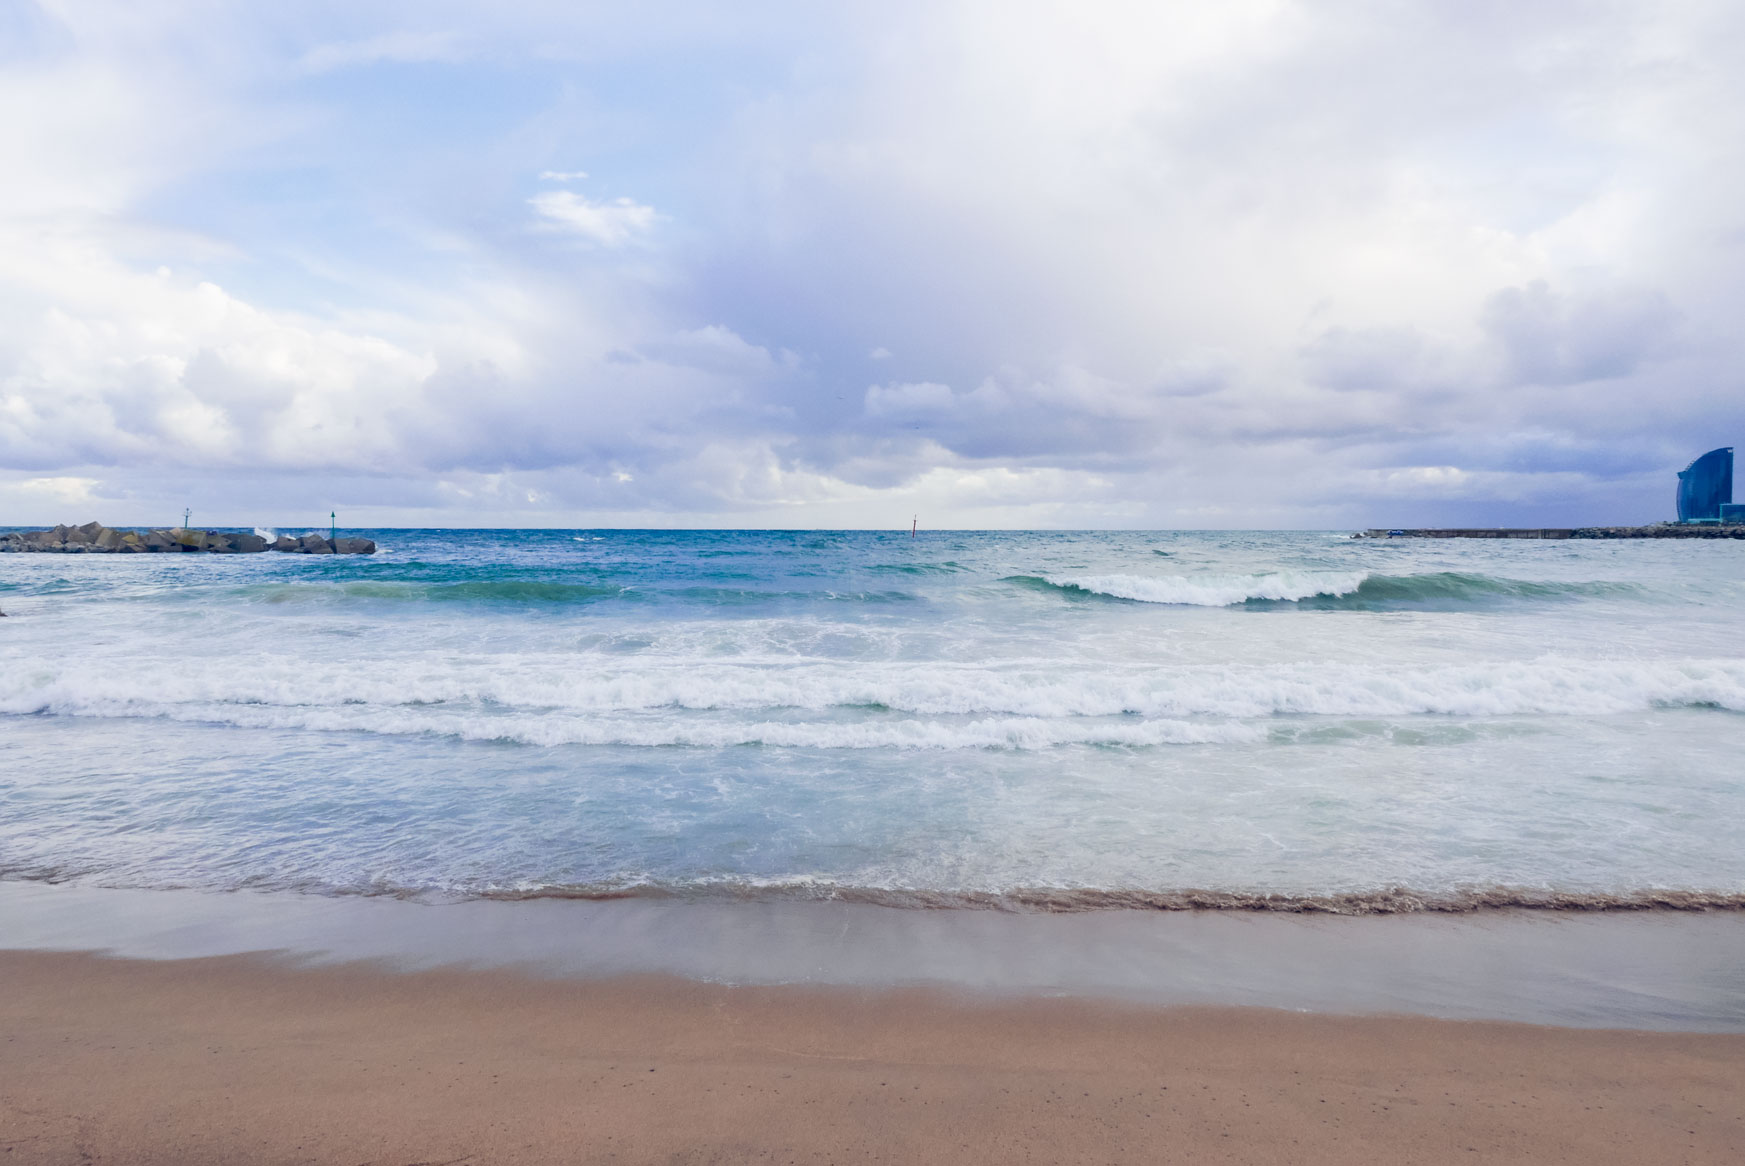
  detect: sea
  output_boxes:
[5,525,1744,909]
[4,528,1745,1024]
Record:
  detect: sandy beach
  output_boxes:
[2,950,1741,1165]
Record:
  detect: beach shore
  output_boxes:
[3,950,1740,1165]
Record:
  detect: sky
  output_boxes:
[2,0,1742,530]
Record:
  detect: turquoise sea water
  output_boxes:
[2,528,1744,910]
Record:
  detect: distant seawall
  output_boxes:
[1357,526,1745,540]
[1,522,375,555]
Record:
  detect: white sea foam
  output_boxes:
[4,652,1744,747]
[1048,570,1371,606]
[0,691,1261,749]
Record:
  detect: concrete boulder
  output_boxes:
[1,521,375,554]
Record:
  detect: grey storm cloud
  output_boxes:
[1481,282,1682,388]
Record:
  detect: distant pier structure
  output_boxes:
[1677,447,1738,523]
[1360,444,1744,538]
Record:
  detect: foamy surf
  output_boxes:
[5,654,1743,733]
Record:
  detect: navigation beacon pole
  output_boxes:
[911,515,917,539]
[183,508,191,530]
[330,512,337,545]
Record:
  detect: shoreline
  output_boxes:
[475,882,1745,912]
[4,949,1742,1164]
[5,880,1745,1031]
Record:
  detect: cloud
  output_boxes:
[1301,328,1441,395]
[528,191,657,246]
[639,325,798,378]
[0,245,443,473]
[2,1,1743,528]
[1481,281,1681,387]
[14,475,102,506]
[864,381,953,417]
[299,31,468,73]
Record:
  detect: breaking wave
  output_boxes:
[1270,571,1649,610]
[1013,570,1368,606]
[4,655,1743,746]
[1016,570,1645,610]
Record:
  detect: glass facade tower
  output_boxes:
[1676,447,1733,522]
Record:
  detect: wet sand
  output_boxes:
[7,881,1745,1030]
[3,950,1741,1165]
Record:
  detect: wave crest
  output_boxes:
[1015,570,1644,609]
[1042,570,1370,606]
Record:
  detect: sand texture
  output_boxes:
[2,950,1741,1164]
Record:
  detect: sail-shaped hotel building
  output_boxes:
[1677,447,1737,522]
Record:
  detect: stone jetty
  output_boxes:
[1356,525,1745,539]
[0,521,375,554]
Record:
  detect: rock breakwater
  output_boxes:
[1357,525,1745,539]
[0,522,375,554]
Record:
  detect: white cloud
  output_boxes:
[299,31,467,73]
[539,170,590,182]
[1386,466,1472,492]
[15,476,102,506]
[529,191,657,246]
[0,222,453,473]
